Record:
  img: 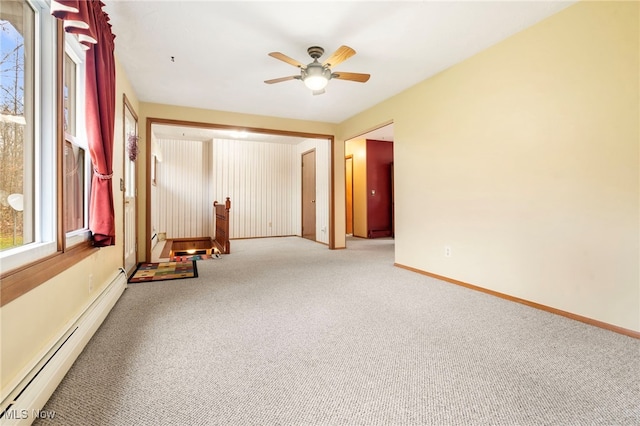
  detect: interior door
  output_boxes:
[301,150,316,241]
[366,139,393,238]
[345,156,353,235]
[123,96,138,273]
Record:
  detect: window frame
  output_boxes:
[63,32,91,247]
[0,3,96,308]
[0,0,57,271]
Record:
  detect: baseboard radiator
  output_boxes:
[0,269,127,425]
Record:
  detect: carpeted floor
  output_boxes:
[35,237,639,425]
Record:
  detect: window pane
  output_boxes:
[63,52,76,136]
[64,35,88,243]
[0,1,35,251]
[64,141,85,233]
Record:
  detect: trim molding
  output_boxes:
[394,263,640,339]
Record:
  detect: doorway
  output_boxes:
[301,149,316,241]
[345,155,354,235]
[344,123,394,241]
[145,119,335,260]
[123,95,138,274]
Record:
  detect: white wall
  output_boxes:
[212,138,299,239]
[210,137,331,244]
[154,138,213,239]
[150,136,331,244]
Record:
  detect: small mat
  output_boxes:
[128,261,197,283]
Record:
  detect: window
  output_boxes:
[0,0,57,272]
[1,2,34,251]
[0,0,93,279]
[63,34,90,246]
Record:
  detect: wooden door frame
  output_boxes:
[301,148,317,241]
[144,117,336,261]
[345,155,354,236]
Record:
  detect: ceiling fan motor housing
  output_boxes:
[303,62,331,80]
[307,46,325,59]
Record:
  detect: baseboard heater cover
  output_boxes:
[0,269,127,425]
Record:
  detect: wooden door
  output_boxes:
[345,156,353,235]
[301,150,316,241]
[123,96,138,274]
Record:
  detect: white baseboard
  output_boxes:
[0,270,127,425]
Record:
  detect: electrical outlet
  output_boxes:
[445,246,452,258]
[88,274,94,293]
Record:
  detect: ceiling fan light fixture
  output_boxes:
[266,45,369,94]
[304,75,328,91]
[303,63,331,91]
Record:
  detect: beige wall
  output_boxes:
[1,58,139,391]
[137,103,337,259]
[345,138,368,238]
[338,1,639,332]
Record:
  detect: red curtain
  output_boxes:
[52,0,116,246]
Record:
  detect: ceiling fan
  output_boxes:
[264,45,370,95]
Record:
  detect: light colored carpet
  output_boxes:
[36,237,639,425]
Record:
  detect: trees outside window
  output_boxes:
[0,2,35,250]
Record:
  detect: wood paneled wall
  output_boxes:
[213,138,300,239]
[154,138,212,239]
[152,136,331,244]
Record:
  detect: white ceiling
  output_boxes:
[105,0,575,140]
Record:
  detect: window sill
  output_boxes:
[0,241,97,307]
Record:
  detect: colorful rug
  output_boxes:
[128,261,198,283]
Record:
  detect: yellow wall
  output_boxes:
[338,1,639,331]
[136,103,337,259]
[345,139,368,238]
[0,58,140,392]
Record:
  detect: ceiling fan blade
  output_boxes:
[323,45,356,67]
[268,52,305,68]
[312,89,325,96]
[332,72,370,83]
[264,75,300,84]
